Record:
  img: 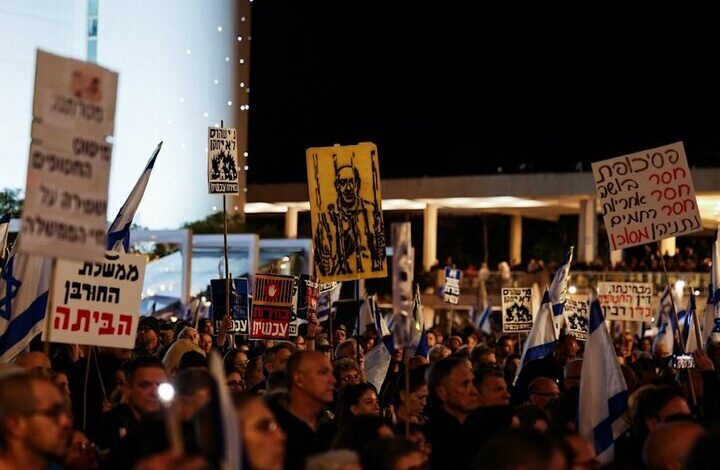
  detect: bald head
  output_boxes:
[643,421,705,470]
[14,352,52,377]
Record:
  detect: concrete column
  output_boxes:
[423,204,438,271]
[510,214,522,266]
[578,198,596,263]
[284,207,298,239]
[660,237,676,257]
[610,249,623,267]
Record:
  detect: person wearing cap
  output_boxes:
[133,317,164,360]
[333,325,348,346]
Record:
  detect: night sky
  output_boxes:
[247,5,720,184]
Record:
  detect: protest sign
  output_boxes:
[597,282,653,322]
[565,296,589,341]
[210,278,249,334]
[21,51,117,261]
[592,142,701,251]
[207,127,240,194]
[444,268,461,304]
[43,251,144,349]
[250,274,294,340]
[501,287,533,333]
[306,143,386,282]
[290,275,319,336]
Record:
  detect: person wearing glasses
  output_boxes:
[233,393,286,470]
[333,358,362,388]
[527,376,560,410]
[0,374,74,470]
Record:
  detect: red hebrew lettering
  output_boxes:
[54,306,70,330]
[98,312,115,335]
[117,314,132,335]
[70,309,91,332]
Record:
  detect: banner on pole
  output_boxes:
[306,142,387,282]
[290,275,319,336]
[501,287,533,333]
[20,51,117,261]
[592,142,701,251]
[207,127,240,194]
[43,251,145,349]
[597,282,653,322]
[210,278,249,334]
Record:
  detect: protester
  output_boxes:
[0,374,74,470]
[305,449,361,470]
[233,392,286,470]
[61,430,99,470]
[474,367,511,407]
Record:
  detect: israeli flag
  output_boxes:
[357,294,391,337]
[476,303,492,336]
[207,351,241,470]
[106,142,163,252]
[549,247,574,337]
[514,289,557,384]
[316,282,342,322]
[579,299,628,464]
[408,285,428,357]
[0,241,52,362]
[702,233,720,344]
[652,287,676,356]
[682,292,701,353]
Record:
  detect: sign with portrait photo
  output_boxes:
[306,143,387,282]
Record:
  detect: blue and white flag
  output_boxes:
[106,142,163,252]
[0,241,52,362]
[702,233,720,344]
[408,285,428,357]
[476,303,492,336]
[515,289,557,384]
[549,247,573,336]
[652,287,676,356]
[682,292,701,353]
[317,282,342,322]
[357,293,391,337]
[579,299,629,465]
[0,212,10,262]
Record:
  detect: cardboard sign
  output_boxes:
[207,127,240,194]
[444,267,461,304]
[306,143,387,282]
[501,287,533,333]
[210,278,249,334]
[597,282,653,322]
[592,142,701,251]
[250,274,294,340]
[290,275,319,336]
[565,296,589,341]
[43,251,144,349]
[20,51,118,261]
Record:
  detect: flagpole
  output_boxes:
[657,241,697,406]
[220,120,232,351]
[43,258,57,358]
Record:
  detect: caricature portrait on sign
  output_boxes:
[306,143,387,282]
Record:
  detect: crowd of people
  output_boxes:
[1,310,720,470]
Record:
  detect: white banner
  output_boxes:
[565,296,589,341]
[43,252,145,349]
[20,51,117,261]
[207,127,240,194]
[592,142,701,251]
[597,282,653,322]
[444,267,461,304]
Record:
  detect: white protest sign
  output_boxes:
[597,282,653,322]
[20,51,117,261]
[565,296,589,341]
[444,267,461,304]
[501,287,533,333]
[592,142,701,251]
[208,127,240,194]
[43,252,145,349]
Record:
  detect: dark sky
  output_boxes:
[247,5,720,184]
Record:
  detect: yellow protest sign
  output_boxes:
[306,143,387,282]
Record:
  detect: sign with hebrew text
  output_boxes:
[565,296,589,341]
[501,287,533,333]
[43,251,145,348]
[250,274,294,340]
[306,142,387,282]
[592,142,701,251]
[597,282,653,322]
[207,127,240,194]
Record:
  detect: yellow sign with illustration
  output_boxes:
[306,143,387,282]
